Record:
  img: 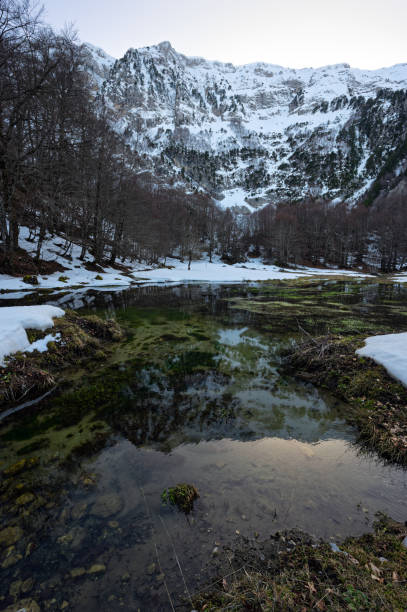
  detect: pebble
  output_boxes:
[146,563,156,575]
[70,567,86,579]
[9,580,22,597]
[2,551,23,569]
[21,577,35,593]
[16,492,35,506]
[90,493,123,518]
[0,526,23,548]
[71,502,88,520]
[87,563,106,575]
[3,599,40,612]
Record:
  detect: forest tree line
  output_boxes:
[0,0,406,274]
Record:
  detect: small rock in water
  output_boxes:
[9,579,22,597]
[21,577,35,593]
[16,492,35,506]
[0,526,23,547]
[87,563,106,575]
[146,563,156,575]
[90,493,123,518]
[2,550,23,569]
[6,599,40,612]
[71,502,88,520]
[70,567,86,579]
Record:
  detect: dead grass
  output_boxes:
[284,333,407,465]
[0,311,124,407]
[194,517,407,611]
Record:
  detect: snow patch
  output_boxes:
[0,306,65,366]
[356,332,407,387]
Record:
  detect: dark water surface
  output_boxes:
[1,280,407,611]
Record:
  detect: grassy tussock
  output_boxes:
[284,334,407,465]
[0,311,124,406]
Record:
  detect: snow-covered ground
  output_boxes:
[0,305,65,366]
[134,257,371,284]
[0,227,147,293]
[391,272,407,284]
[0,228,373,295]
[357,333,407,387]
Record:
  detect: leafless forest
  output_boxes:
[1,0,406,274]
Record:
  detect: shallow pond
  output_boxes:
[1,280,407,611]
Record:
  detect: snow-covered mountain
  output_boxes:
[83,41,407,211]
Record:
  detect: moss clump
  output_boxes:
[195,517,407,611]
[161,483,199,513]
[95,274,103,280]
[284,334,407,464]
[22,274,39,285]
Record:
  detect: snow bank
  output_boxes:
[0,305,65,366]
[133,258,370,284]
[356,332,407,387]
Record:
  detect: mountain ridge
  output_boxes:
[83,40,407,211]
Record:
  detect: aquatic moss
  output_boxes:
[161,483,199,513]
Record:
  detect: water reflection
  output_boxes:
[1,280,407,611]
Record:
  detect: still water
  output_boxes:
[1,281,407,610]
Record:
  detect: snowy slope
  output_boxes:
[84,41,407,209]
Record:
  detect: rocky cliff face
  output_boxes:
[83,41,407,211]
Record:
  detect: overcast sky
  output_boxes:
[41,0,406,69]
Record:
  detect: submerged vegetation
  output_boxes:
[1,280,407,610]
